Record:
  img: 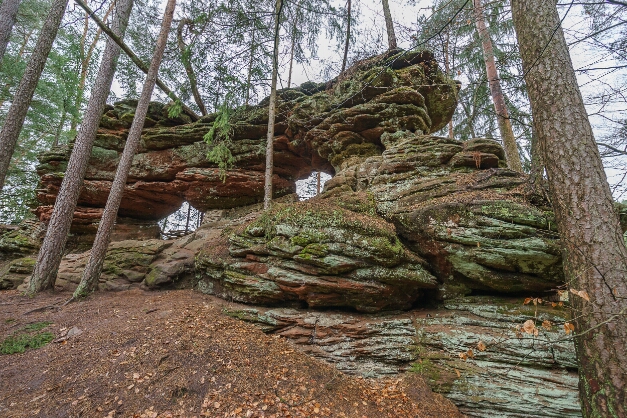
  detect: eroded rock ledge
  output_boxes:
[0,49,588,417]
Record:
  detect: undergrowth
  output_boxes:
[1,321,54,354]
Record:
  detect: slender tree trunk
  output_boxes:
[444,30,453,138]
[341,0,351,73]
[52,106,67,147]
[473,0,522,171]
[73,0,198,121]
[264,0,283,210]
[245,30,255,106]
[0,0,21,64]
[316,171,321,195]
[528,126,544,188]
[0,27,33,110]
[0,0,68,192]
[184,203,191,233]
[71,1,115,132]
[177,18,207,116]
[512,2,627,416]
[287,21,296,88]
[28,0,134,294]
[77,0,177,294]
[381,0,396,50]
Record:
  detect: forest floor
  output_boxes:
[0,288,462,418]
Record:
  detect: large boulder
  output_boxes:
[195,198,438,312]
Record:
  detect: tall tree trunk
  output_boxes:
[70,1,115,133]
[77,0,177,294]
[0,27,33,110]
[0,0,68,192]
[28,0,134,294]
[381,0,396,50]
[264,0,283,210]
[287,20,296,88]
[341,0,351,73]
[0,0,21,64]
[177,18,207,116]
[73,0,198,121]
[512,2,627,416]
[473,0,522,171]
[245,29,255,106]
[444,30,453,138]
[52,106,67,147]
[528,126,544,188]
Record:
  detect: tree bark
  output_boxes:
[0,0,68,191]
[71,1,115,133]
[473,0,522,171]
[76,0,177,294]
[528,125,544,188]
[28,0,134,294]
[512,2,627,416]
[177,18,207,116]
[443,30,453,138]
[341,0,351,74]
[381,0,396,50]
[245,29,255,106]
[264,0,283,210]
[73,0,198,121]
[287,20,296,88]
[0,0,21,64]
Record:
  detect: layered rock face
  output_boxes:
[1,49,587,417]
[34,50,457,238]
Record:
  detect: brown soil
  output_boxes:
[0,289,462,418]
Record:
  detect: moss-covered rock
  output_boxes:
[196,197,437,312]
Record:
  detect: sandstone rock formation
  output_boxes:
[0,49,586,417]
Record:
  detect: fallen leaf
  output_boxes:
[522,319,536,335]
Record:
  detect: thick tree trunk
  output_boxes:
[512,2,627,416]
[341,0,351,74]
[264,0,283,210]
[0,0,68,191]
[473,0,522,171]
[73,0,198,121]
[28,0,134,294]
[0,0,21,64]
[77,0,176,294]
[381,0,396,50]
[177,18,207,116]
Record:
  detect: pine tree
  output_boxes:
[29,0,135,294]
[0,0,21,64]
[0,0,69,191]
[512,1,627,415]
[264,0,283,210]
[77,0,177,294]
[381,0,396,50]
[472,0,522,171]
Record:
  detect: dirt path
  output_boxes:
[0,289,461,418]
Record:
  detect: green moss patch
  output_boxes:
[1,322,54,354]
